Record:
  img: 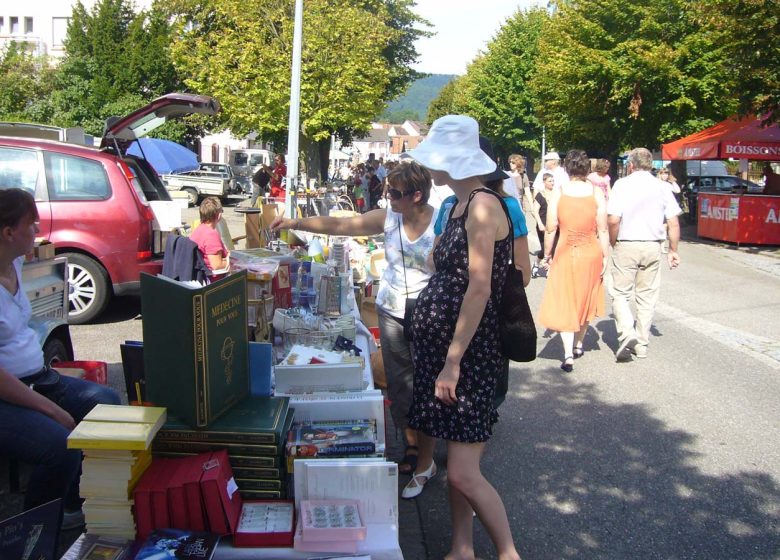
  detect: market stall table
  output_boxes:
[697,192,780,245]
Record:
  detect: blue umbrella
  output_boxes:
[127,138,199,175]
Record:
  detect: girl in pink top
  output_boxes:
[587,158,611,200]
[189,197,229,280]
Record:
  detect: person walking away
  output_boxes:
[405,115,522,560]
[190,197,230,281]
[607,147,681,361]
[587,158,612,200]
[0,188,121,529]
[530,173,556,277]
[270,162,439,497]
[538,150,609,372]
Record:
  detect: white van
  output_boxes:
[228,149,275,189]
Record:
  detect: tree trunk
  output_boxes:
[301,136,331,187]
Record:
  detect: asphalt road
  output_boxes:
[64,202,780,559]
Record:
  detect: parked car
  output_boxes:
[162,162,241,206]
[683,175,763,222]
[0,93,220,323]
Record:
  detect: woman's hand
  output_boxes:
[269,216,298,232]
[434,361,460,406]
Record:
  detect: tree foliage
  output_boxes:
[0,43,56,121]
[45,0,189,140]
[452,8,548,160]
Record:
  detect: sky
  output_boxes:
[411,0,541,75]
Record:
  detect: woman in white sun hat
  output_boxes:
[404,115,522,560]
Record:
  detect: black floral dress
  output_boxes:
[408,189,512,443]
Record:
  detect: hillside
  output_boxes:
[380,74,456,123]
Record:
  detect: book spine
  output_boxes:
[238,489,283,500]
[235,478,283,491]
[193,293,207,427]
[232,467,281,479]
[153,440,279,456]
[286,442,376,457]
[156,429,276,445]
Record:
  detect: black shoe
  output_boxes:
[560,358,574,373]
[573,345,584,359]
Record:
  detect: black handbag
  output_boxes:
[398,218,416,341]
[493,193,537,362]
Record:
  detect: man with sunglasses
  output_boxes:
[271,161,440,498]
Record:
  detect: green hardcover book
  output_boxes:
[141,271,249,429]
[152,439,279,456]
[232,466,281,479]
[152,451,279,468]
[156,397,290,445]
[235,478,283,491]
[238,489,283,500]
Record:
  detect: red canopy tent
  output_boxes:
[662,115,780,161]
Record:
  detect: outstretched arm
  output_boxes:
[270,209,386,237]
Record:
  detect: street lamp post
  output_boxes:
[285,0,303,219]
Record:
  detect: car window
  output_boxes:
[125,158,170,202]
[44,152,110,200]
[699,177,715,190]
[233,153,248,166]
[0,147,39,194]
[716,177,736,190]
[249,154,264,166]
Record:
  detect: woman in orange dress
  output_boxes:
[538,149,609,372]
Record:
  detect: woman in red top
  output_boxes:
[263,154,287,200]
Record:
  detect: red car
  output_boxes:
[0,93,220,323]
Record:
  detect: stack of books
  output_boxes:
[67,404,167,539]
[152,396,292,499]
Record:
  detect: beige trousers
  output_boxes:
[609,241,662,350]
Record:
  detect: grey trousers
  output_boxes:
[377,308,414,434]
[609,241,663,351]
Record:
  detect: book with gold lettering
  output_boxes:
[141,271,249,429]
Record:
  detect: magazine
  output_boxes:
[134,528,219,560]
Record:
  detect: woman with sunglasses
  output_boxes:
[270,161,438,494]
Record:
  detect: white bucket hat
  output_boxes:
[403,115,497,180]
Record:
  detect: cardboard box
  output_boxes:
[33,241,55,261]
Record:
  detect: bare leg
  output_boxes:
[446,441,521,560]
[414,430,436,474]
[574,322,589,352]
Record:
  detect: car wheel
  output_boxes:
[183,188,199,206]
[63,252,111,325]
[43,337,69,366]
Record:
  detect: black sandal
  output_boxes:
[398,445,419,474]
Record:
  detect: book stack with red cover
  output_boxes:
[152,396,292,500]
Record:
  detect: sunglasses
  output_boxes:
[386,188,417,200]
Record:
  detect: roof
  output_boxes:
[662,115,780,160]
[355,128,390,143]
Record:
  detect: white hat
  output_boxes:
[402,115,497,180]
[543,151,560,161]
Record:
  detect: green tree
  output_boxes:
[454,7,548,160]
[167,0,425,180]
[695,0,780,123]
[0,43,56,121]
[426,76,462,124]
[532,0,738,155]
[48,0,188,139]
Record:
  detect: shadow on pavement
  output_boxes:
[407,363,780,559]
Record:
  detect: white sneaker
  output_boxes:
[401,461,437,499]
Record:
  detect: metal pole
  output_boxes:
[285,0,303,219]
[541,126,546,159]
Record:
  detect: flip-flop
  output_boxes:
[398,445,418,474]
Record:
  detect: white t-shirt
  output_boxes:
[607,170,682,241]
[375,209,435,319]
[0,257,45,378]
[532,164,569,194]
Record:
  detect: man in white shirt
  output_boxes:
[532,151,569,194]
[607,147,681,361]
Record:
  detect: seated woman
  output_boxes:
[190,197,230,280]
[0,188,120,528]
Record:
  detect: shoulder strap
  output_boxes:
[465,189,513,262]
[397,217,410,297]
